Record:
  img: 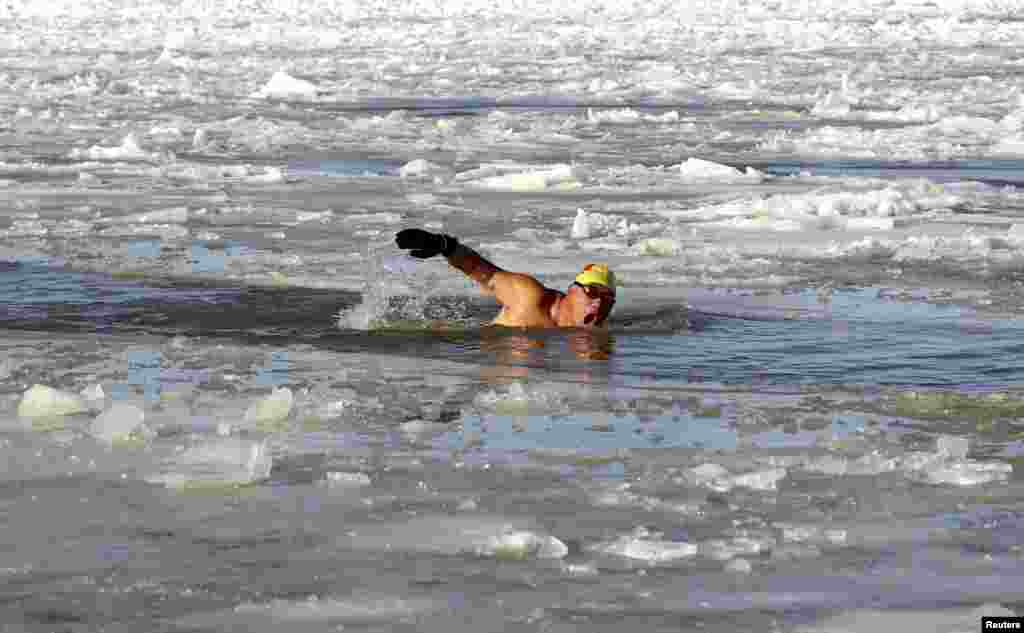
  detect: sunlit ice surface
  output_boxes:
[1,0,1024,631]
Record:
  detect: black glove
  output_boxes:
[395,228,458,259]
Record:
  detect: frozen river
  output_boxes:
[1,0,1024,631]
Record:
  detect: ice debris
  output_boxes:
[464,164,579,192]
[321,471,372,487]
[89,402,149,444]
[254,70,319,100]
[69,133,158,162]
[802,440,1011,487]
[17,384,88,419]
[591,536,698,562]
[149,438,273,490]
[677,157,764,183]
[685,463,788,492]
[244,387,294,426]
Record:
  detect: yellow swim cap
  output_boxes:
[575,263,616,292]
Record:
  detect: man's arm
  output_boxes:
[444,241,501,294]
[395,228,546,307]
[446,242,546,308]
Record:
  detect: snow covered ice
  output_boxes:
[1,0,1024,630]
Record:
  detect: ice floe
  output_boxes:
[676,158,765,184]
[243,387,294,427]
[89,401,148,444]
[147,437,273,490]
[253,70,320,100]
[69,134,159,163]
[17,384,88,420]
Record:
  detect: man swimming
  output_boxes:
[395,228,617,329]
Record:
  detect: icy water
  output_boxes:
[4,0,1024,629]
[2,263,1024,632]
[4,260,1024,386]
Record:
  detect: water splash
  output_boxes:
[336,245,439,330]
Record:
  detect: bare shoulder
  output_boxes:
[491,271,549,306]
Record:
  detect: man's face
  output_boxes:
[569,282,616,326]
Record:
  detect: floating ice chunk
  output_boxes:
[399,419,449,434]
[569,209,626,240]
[70,134,157,162]
[322,471,372,487]
[571,208,591,239]
[254,70,319,100]
[586,108,678,125]
[148,125,185,144]
[151,438,273,490]
[399,159,449,181]
[724,558,752,573]
[468,165,578,191]
[778,524,848,546]
[1008,224,1024,242]
[677,158,763,183]
[341,516,566,560]
[730,467,788,491]
[294,209,334,224]
[591,536,698,562]
[937,115,999,137]
[685,463,787,492]
[244,387,294,425]
[3,219,47,237]
[804,452,900,477]
[473,382,565,415]
[863,103,944,123]
[687,463,730,485]
[635,237,682,256]
[908,458,1011,487]
[112,206,189,225]
[347,212,402,224]
[51,219,93,237]
[17,384,88,419]
[700,536,769,560]
[89,402,146,444]
[488,529,568,560]
[246,166,285,184]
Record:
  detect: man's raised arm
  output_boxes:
[394,229,543,305]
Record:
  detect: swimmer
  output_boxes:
[395,228,617,329]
